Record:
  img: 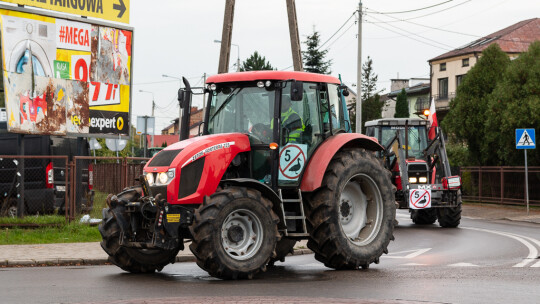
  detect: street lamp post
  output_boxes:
[214,39,240,72]
[162,74,183,140]
[139,90,155,149]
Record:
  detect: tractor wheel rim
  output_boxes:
[7,206,17,218]
[221,209,264,261]
[339,173,383,246]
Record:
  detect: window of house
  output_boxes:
[456,75,465,88]
[438,78,448,99]
[440,63,446,71]
[462,58,469,67]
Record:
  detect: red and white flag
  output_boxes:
[428,97,438,140]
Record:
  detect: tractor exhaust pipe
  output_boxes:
[178,77,193,141]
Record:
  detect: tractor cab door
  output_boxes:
[277,82,347,187]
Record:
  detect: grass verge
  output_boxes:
[0,190,110,245]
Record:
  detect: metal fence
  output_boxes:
[0,155,149,222]
[460,166,540,207]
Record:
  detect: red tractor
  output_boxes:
[99,71,395,279]
[365,118,462,228]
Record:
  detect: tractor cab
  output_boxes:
[202,71,351,188]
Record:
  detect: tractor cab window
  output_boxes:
[320,83,344,133]
[380,126,428,159]
[207,84,275,144]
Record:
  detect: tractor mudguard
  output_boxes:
[144,133,251,205]
[300,133,384,192]
[221,178,286,230]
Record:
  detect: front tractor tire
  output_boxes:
[306,149,395,270]
[436,190,462,228]
[189,187,280,279]
[99,188,180,273]
[410,209,437,225]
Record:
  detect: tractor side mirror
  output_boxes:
[290,80,304,101]
[339,85,350,97]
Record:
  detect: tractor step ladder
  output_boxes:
[278,189,309,237]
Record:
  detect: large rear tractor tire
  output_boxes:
[306,149,395,270]
[410,209,437,225]
[437,191,462,228]
[268,238,297,266]
[99,188,180,273]
[189,187,280,279]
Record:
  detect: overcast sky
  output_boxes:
[129,0,539,133]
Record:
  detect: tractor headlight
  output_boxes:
[158,172,168,184]
[146,172,154,186]
[419,177,428,183]
[156,168,175,185]
[409,177,418,183]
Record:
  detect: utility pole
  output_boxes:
[355,1,363,133]
[286,0,303,71]
[218,0,235,74]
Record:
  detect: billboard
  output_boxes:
[0,7,132,136]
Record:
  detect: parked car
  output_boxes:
[0,108,94,216]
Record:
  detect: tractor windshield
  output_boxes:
[207,84,276,144]
[380,126,428,159]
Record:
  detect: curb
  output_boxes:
[1,248,314,268]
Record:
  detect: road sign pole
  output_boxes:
[525,149,529,215]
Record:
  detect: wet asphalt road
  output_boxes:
[1,210,539,304]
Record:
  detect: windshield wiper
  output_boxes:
[209,87,243,122]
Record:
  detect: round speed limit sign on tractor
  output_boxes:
[409,189,432,209]
[278,144,307,181]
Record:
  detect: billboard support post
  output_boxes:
[16,134,25,217]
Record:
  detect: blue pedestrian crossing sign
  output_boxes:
[516,129,535,149]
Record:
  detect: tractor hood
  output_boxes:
[143,133,251,205]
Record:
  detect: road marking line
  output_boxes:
[448,263,479,267]
[462,227,538,268]
[531,260,540,268]
[385,248,432,259]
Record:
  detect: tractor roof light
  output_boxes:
[423,109,430,117]
[257,81,265,88]
[208,83,217,91]
[269,142,278,150]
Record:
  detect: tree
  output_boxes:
[349,56,383,132]
[394,88,409,118]
[302,30,332,74]
[361,56,378,101]
[442,44,510,165]
[239,51,274,71]
[484,41,540,166]
[361,94,384,133]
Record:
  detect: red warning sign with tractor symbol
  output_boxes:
[279,144,307,181]
[409,189,432,209]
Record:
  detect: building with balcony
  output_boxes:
[382,78,430,119]
[428,18,540,120]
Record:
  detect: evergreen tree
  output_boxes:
[349,56,383,132]
[302,30,332,74]
[442,44,510,165]
[239,51,274,71]
[394,88,409,118]
[361,56,378,101]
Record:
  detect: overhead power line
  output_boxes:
[365,14,454,49]
[368,0,453,15]
[318,11,357,50]
[365,17,451,51]
[365,0,472,24]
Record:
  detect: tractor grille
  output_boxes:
[178,157,205,199]
[408,163,428,172]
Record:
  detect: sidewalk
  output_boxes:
[1,204,538,267]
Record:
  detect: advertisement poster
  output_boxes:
[0,9,132,136]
